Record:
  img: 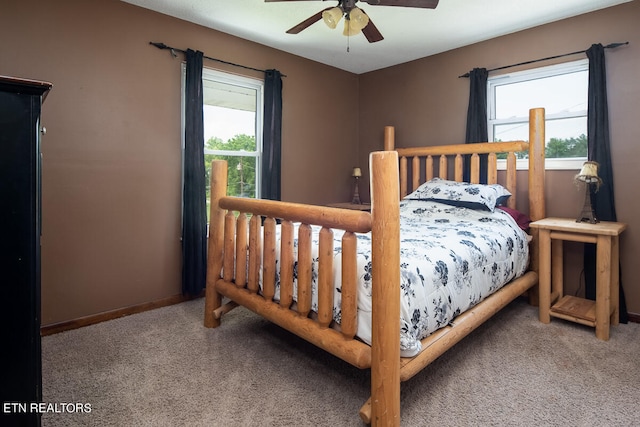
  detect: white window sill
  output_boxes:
[497,157,585,171]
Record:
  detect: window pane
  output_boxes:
[545,117,587,158]
[205,154,256,198]
[494,70,587,119]
[204,154,257,222]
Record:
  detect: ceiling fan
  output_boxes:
[265,0,439,43]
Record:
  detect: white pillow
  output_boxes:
[403,178,511,212]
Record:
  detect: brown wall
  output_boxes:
[2,0,639,325]
[1,0,359,325]
[360,1,640,314]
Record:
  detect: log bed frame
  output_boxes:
[204,108,546,426]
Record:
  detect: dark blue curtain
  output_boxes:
[182,49,207,296]
[261,69,283,201]
[583,43,628,323]
[464,68,489,183]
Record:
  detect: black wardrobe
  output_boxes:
[1,75,52,426]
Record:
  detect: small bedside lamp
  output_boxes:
[351,167,362,204]
[575,161,602,224]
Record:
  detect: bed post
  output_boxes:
[528,108,546,222]
[384,126,395,151]
[369,150,401,427]
[528,108,546,305]
[204,160,228,328]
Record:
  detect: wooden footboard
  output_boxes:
[205,108,546,426]
[205,168,376,368]
[205,151,402,424]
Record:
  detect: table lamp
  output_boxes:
[575,161,602,224]
[351,167,362,204]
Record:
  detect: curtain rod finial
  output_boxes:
[150,42,178,58]
[605,41,629,49]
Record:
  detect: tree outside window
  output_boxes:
[204,134,257,200]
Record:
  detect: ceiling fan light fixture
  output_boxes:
[343,18,357,36]
[343,8,369,37]
[322,7,343,29]
[348,7,369,31]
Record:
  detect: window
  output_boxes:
[488,59,588,170]
[182,67,263,220]
[201,69,263,204]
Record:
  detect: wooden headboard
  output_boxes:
[382,108,546,221]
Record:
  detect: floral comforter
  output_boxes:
[268,199,530,357]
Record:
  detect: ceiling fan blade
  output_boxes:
[361,14,384,43]
[265,0,324,2]
[285,8,333,34]
[360,0,439,8]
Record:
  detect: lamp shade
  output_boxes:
[352,167,362,177]
[343,18,358,36]
[348,7,369,32]
[575,161,602,184]
[322,7,343,29]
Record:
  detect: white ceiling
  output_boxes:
[123,0,631,74]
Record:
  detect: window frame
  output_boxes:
[201,68,264,199]
[182,65,264,201]
[488,59,589,170]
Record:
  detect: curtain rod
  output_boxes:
[458,41,629,78]
[149,42,287,77]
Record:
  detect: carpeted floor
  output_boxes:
[42,297,640,426]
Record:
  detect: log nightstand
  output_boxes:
[529,217,627,341]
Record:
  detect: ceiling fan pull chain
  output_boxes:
[346,17,350,53]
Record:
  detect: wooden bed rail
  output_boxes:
[394,140,529,156]
[218,196,372,233]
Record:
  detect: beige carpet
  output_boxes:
[42,297,640,426]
